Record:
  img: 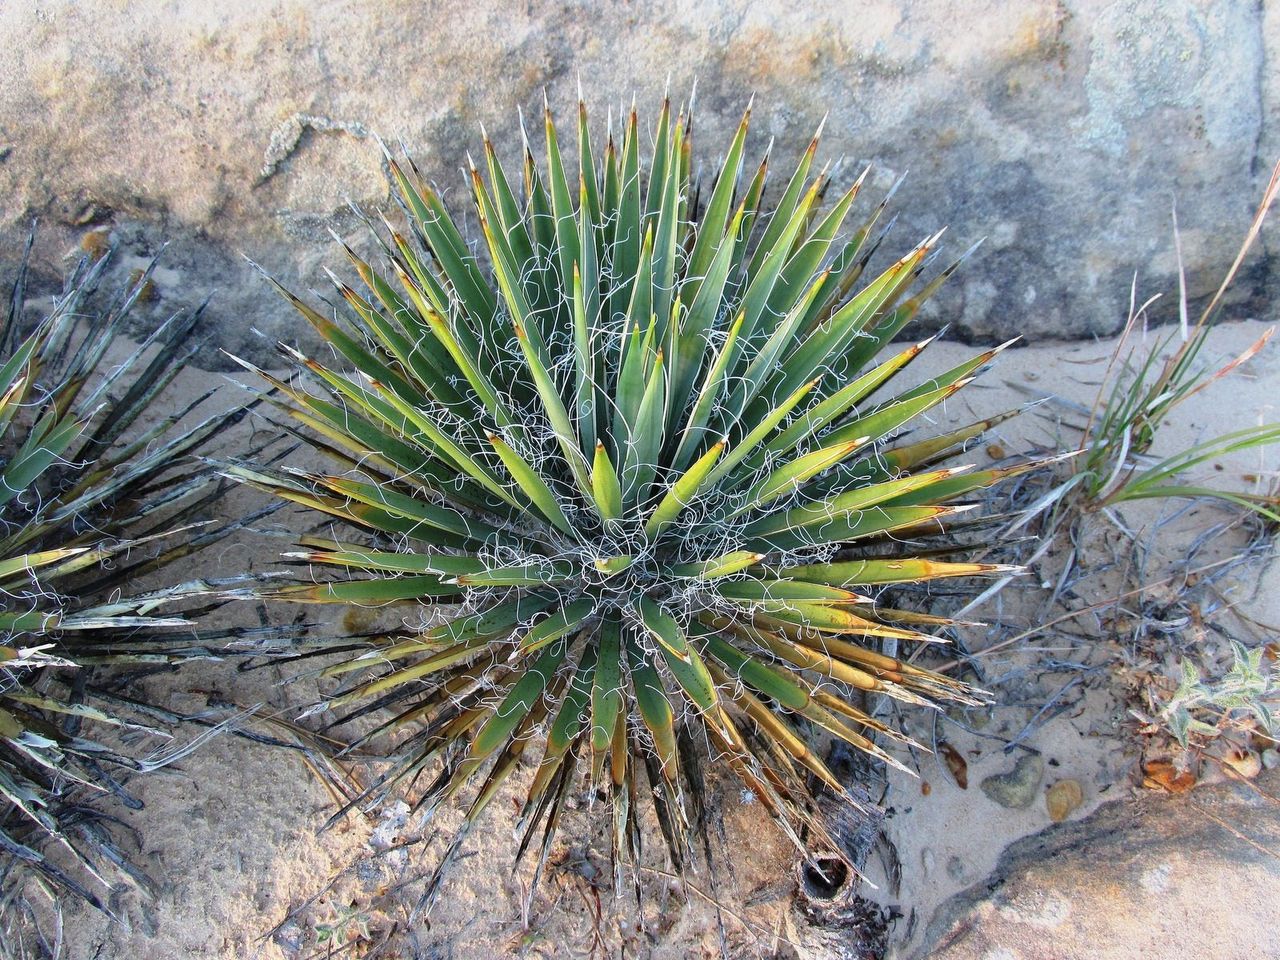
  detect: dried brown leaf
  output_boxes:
[1143,760,1196,793]
[940,741,968,789]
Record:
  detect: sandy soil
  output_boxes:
[13,318,1279,960]
[864,319,1279,956]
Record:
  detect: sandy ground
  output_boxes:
[11,317,1279,959]
[863,319,1279,956]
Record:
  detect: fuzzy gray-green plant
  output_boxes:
[228,97,1032,907]
[1162,641,1278,750]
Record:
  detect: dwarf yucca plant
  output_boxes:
[0,250,254,922]
[229,97,1026,905]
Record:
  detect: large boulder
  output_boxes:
[921,769,1280,960]
[0,1,1273,365]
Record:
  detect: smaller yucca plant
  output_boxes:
[0,249,256,921]
[229,96,1033,908]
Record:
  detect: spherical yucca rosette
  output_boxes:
[227,96,1033,906]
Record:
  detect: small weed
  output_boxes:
[314,904,373,949]
[1159,640,1278,752]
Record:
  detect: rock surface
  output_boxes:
[921,769,1280,960]
[0,1,1274,365]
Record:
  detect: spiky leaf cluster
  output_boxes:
[0,253,255,918]
[232,98,1026,903]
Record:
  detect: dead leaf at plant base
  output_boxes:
[1143,760,1197,793]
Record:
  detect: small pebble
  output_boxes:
[127,267,159,302]
[1223,748,1262,779]
[980,753,1045,809]
[921,848,937,877]
[273,920,303,952]
[356,857,384,889]
[1045,779,1083,822]
[80,226,112,262]
[1262,749,1279,770]
[342,604,380,634]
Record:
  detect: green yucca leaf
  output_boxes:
[286,548,485,578]
[511,321,595,498]
[0,547,89,583]
[590,440,624,521]
[571,261,599,454]
[684,104,749,295]
[669,310,744,471]
[636,594,691,662]
[659,641,718,714]
[701,374,822,491]
[519,599,597,654]
[237,95,1026,909]
[472,638,570,759]
[755,335,934,465]
[713,577,870,605]
[627,638,678,779]
[725,439,866,519]
[456,560,578,588]
[778,558,1020,585]
[590,614,624,755]
[487,432,574,534]
[741,465,974,537]
[667,549,765,580]
[257,575,463,604]
[644,439,727,539]
[306,474,505,545]
[593,554,634,576]
[747,504,972,553]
